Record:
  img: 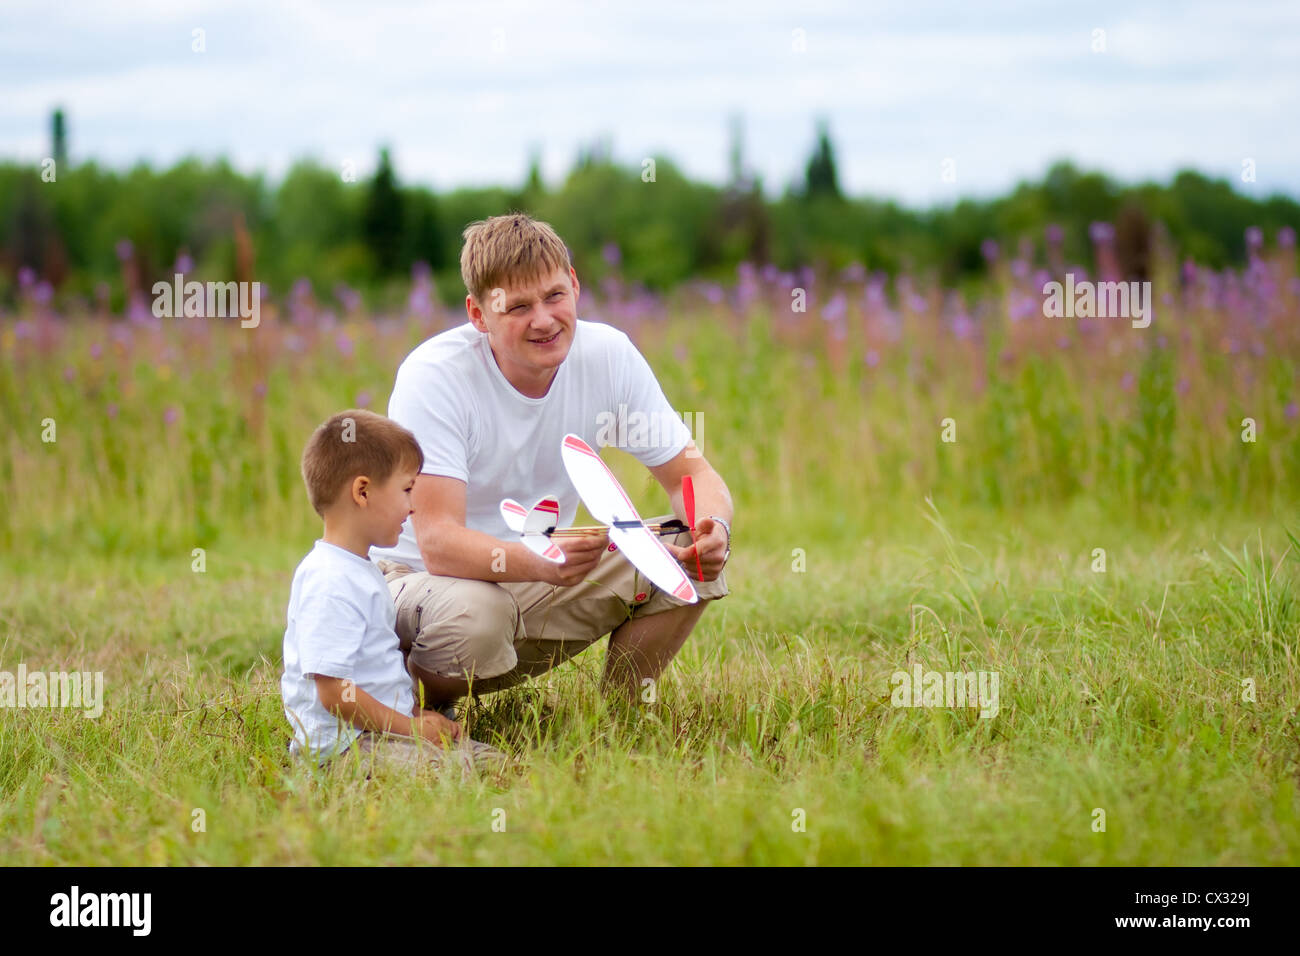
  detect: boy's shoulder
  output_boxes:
[291,541,384,603]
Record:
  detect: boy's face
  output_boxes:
[467,265,580,387]
[365,466,420,548]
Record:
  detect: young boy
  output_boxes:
[281,409,509,775]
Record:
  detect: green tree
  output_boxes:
[363,147,404,274]
[804,118,842,200]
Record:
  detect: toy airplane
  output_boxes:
[499,496,687,550]
[560,433,698,604]
[496,434,700,604]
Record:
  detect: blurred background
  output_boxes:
[2,0,1298,556]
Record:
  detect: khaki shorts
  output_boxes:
[375,515,728,695]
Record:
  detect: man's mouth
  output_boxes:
[530,331,560,344]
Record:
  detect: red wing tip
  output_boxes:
[563,435,599,457]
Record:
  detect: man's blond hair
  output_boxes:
[300,409,424,516]
[460,213,572,308]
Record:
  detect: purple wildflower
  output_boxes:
[601,242,622,267]
[115,239,134,262]
[1278,226,1296,250]
[840,262,866,283]
[821,291,847,322]
[355,389,372,408]
[980,239,999,263]
[1245,226,1263,252]
[335,283,362,313]
[164,406,179,426]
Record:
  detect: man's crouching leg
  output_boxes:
[603,601,711,705]
[599,515,730,705]
[380,565,526,710]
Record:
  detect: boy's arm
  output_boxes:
[314,675,460,743]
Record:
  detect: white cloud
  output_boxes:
[0,0,1295,206]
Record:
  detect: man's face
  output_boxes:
[468,265,580,393]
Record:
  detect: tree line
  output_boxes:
[2,120,1297,311]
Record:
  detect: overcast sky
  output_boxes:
[3,0,1297,207]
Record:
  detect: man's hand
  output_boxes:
[663,516,728,582]
[541,531,609,587]
[410,708,462,745]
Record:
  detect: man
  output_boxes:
[371,213,733,718]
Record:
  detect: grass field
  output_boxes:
[3,260,1299,864]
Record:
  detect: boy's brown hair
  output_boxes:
[300,409,424,516]
[460,213,572,308]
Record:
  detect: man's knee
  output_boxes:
[398,576,522,682]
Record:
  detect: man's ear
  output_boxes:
[466,294,488,333]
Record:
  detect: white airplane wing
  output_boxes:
[499,496,564,563]
[500,498,528,532]
[609,523,698,604]
[561,434,697,604]
[525,496,561,534]
[560,434,637,525]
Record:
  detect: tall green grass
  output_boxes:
[2,291,1298,863]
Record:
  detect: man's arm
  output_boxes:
[646,443,733,582]
[411,474,606,585]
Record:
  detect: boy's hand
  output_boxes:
[412,709,462,745]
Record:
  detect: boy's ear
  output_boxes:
[351,475,370,505]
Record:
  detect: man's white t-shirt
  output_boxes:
[281,540,416,762]
[370,319,692,572]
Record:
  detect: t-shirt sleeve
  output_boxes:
[612,331,693,467]
[387,359,473,483]
[294,592,367,681]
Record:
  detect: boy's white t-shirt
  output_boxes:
[281,539,416,762]
[370,319,692,572]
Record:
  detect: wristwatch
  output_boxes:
[708,515,732,563]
